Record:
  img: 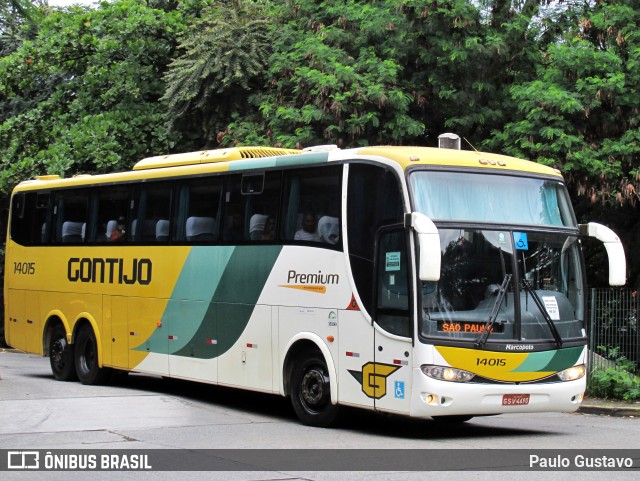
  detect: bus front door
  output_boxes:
[372,227,413,415]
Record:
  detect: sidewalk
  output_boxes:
[578,397,640,417]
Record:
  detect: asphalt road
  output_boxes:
[1,350,639,480]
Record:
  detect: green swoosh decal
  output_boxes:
[136,245,282,358]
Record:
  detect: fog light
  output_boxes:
[421,365,475,383]
[421,393,437,404]
[557,364,586,382]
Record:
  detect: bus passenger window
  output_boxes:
[94,186,130,243]
[179,177,221,243]
[223,171,281,243]
[282,165,342,245]
[132,182,172,243]
[54,189,89,244]
[10,192,51,246]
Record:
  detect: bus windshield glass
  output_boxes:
[409,171,576,227]
[419,228,585,343]
[410,169,585,344]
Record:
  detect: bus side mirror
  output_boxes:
[408,212,441,281]
[579,222,626,286]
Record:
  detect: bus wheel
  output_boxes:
[290,352,339,427]
[49,325,77,381]
[74,325,110,385]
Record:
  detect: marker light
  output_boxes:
[421,365,475,383]
[557,364,586,382]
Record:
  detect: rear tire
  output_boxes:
[49,325,77,381]
[290,351,339,427]
[74,325,110,385]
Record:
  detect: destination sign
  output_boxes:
[437,321,504,334]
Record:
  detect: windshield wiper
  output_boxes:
[475,274,512,348]
[521,279,563,348]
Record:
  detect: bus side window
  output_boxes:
[94,186,130,243]
[222,171,281,242]
[245,171,281,242]
[177,177,222,243]
[282,165,342,245]
[133,182,173,243]
[54,189,89,244]
[10,192,51,246]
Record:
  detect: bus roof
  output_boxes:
[351,146,562,178]
[13,145,562,192]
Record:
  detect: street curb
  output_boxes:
[578,403,640,417]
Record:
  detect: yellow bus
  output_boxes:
[4,136,626,426]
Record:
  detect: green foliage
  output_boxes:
[220,0,554,148]
[223,0,426,148]
[0,0,43,56]
[587,347,640,401]
[488,0,640,206]
[0,0,206,195]
[163,0,271,147]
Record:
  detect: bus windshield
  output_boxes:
[408,171,576,227]
[409,170,585,344]
[419,228,585,344]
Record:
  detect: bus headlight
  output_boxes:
[557,364,586,382]
[421,365,475,383]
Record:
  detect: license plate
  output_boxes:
[502,394,530,406]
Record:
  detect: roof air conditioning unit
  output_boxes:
[438,133,461,150]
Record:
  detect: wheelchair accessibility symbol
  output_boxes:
[513,232,528,250]
[394,381,405,399]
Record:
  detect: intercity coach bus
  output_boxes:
[4,136,626,426]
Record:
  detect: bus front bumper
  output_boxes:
[409,368,586,418]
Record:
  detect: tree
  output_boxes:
[162,0,270,149]
[223,0,426,148]
[220,1,559,149]
[0,0,44,56]
[0,0,205,194]
[488,0,640,207]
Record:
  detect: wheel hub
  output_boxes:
[301,368,327,406]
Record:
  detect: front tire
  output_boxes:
[74,325,110,385]
[290,351,339,427]
[49,325,77,381]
